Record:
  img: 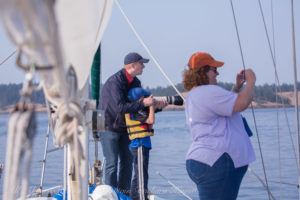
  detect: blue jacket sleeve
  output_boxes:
[110,79,144,114]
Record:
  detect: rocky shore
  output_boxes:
[163,91,300,110]
[0,104,48,114]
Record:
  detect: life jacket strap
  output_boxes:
[127,122,149,128]
[128,129,154,135]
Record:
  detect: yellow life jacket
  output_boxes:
[125,113,154,140]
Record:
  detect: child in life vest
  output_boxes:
[125,87,155,200]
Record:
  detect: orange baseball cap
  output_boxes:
[188,52,224,69]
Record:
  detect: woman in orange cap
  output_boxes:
[182,52,256,200]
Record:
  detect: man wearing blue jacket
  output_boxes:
[99,52,154,196]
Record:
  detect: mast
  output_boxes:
[90,44,102,185]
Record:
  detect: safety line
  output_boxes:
[114,0,185,102]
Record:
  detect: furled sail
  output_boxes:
[55,0,113,90]
[0,0,113,90]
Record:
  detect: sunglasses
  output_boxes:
[209,67,218,73]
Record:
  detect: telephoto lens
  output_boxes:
[155,95,184,106]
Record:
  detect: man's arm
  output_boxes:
[111,82,144,114]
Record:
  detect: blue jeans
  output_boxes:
[186,153,248,200]
[100,131,133,195]
[130,146,150,200]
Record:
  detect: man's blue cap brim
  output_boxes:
[138,58,149,63]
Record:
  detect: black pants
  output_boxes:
[130,146,150,200]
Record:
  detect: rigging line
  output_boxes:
[114,0,185,102]
[270,0,283,198]
[248,175,298,187]
[156,171,192,200]
[47,147,62,153]
[290,1,300,199]
[229,1,271,199]
[229,0,246,72]
[257,0,299,171]
[0,49,17,66]
[257,0,300,198]
[268,180,298,187]
[270,0,276,63]
[247,168,277,200]
[276,90,283,199]
[250,105,272,199]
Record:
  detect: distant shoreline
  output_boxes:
[0,102,295,114]
[1,91,299,114]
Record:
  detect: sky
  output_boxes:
[0,0,299,89]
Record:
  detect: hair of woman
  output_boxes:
[182,65,211,91]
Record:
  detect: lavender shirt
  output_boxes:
[185,85,256,168]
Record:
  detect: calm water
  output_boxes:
[0,108,299,199]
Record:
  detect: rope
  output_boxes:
[21,142,33,199]
[247,168,276,200]
[3,111,21,200]
[257,0,299,172]
[250,104,272,199]
[269,0,283,198]
[229,1,271,199]
[3,105,36,200]
[156,171,192,200]
[267,180,298,187]
[256,0,298,168]
[229,0,246,72]
[276,93,283,200]
[0,49,17,66]
[55,101,85,200]
[114,0,185,102]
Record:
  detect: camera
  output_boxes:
[155,95,184,106]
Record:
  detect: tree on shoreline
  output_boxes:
[0,82,295,109]
[0,83,45,109]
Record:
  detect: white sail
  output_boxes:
[55,0,113,90]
